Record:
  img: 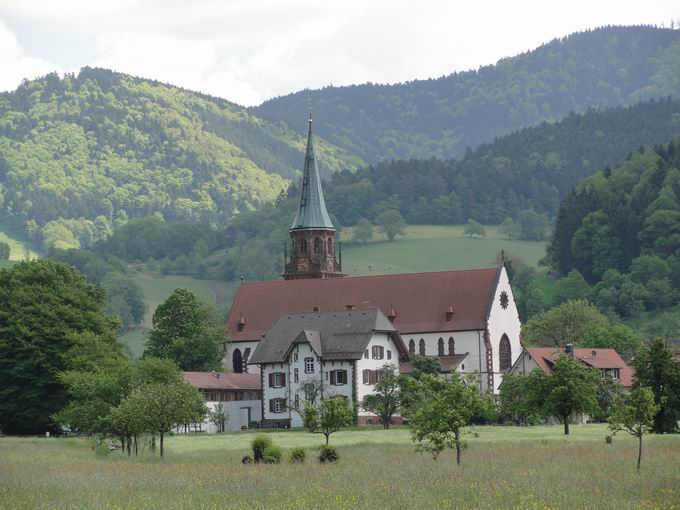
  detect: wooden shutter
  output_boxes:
[387,350,392,360]
[363,369,369,384]
[379,346,384,359]
[341,370,348,385]
[269,399,274,412]
[330,370,337,385]
[268,373,274,388]
[281,373,286,387]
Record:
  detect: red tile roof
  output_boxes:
[182,372,261,391]
[524,347,634,388]
[227,268,500,342]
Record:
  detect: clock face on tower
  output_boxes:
[297,258,310,272]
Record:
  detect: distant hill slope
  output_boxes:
[325,96,680,226]
[254,26,680,162]
[0,68,362,247]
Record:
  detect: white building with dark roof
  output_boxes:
[248,308,409,427]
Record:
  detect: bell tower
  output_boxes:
[283,116,344,280]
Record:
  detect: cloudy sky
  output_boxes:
[0,0,677,106]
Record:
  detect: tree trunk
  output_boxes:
[324,433,329,446]
[160,433,164,458]
[134,436,138,456]
[455,429,461,466]
[563,415,570,435]
[637,434,642,470]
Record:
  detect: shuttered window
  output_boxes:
[269,372,286,388]
[371,345,384,359]
[269,398,285,413]
[362,369,369,385]
[304,357,314,373]
[330,370,347,385]
[387,350,392,360]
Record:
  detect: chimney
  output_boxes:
[445,304,454,322]
[237,313,246,332]
[565,343,574,356]
[388,304,397,323]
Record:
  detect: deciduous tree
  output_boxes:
[303,396,353,445]
[361,364,402,429]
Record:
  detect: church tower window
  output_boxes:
[314,237,322,254]
[300,239,307,254]
[232,348,243,373]
[327,238,333,255]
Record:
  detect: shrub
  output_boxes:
[261,444,282,464]
[241,455,253,464]
[289,447,306,464]
[248,420,261,429]
[318,445,339,463]
[605,435,613,444]
[251,434,273,463]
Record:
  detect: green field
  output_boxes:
[0,229,39,261]
[120,271,239,357]
[341,225,547,276]
[1,425,679,509]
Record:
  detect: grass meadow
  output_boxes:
[341,225,547,276]
[2,425,679,509]
[0,228,39,261]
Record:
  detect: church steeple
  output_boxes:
[290,115,334,230]
[283,115,343,280]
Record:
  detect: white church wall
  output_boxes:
[486,266,523,393]
[402,330,483,375]
[226,341,260,374]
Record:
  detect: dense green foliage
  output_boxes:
[0,241,9,259]
[256,27,680,162]
[303,396,354,445]
[548,139,680,318]
[48,248,145,330]
[324,97,680,226]
[144,289,226,371]
[0,68,360,249]
[633,338,680,433]
[0,259,119,434]
[360,364,402,429]
[521,300,642,358]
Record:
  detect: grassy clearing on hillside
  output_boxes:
[342,225,547,276]
[1,425,679,509]
[0,229,39,261]
[120,271,238,358]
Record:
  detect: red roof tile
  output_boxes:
[524,347,634,388]
[227,268,500,342]
[182,372,261,390]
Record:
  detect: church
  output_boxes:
[225,116,522,395]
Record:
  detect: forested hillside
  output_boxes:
[255,26,680,162]
[0,68,361,250]
[325,97,680,225]
[547,138,680,318]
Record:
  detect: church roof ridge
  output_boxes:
[290,115,335,230]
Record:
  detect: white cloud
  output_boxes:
[0,18,60,91]
[1,0,678,105]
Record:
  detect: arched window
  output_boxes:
[448,337,455,355]
[314,237,322,254]
[408,339,415,354]
[300,238,307,254]
[232,348,243,373]
[327,238,333,255]
[499,334,512,371]
[419,338,426,356]
[437,337,445,356]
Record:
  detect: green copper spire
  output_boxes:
[290,115,335,230]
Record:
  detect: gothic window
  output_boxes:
[232,348,242,373]
[419,338,425,356]
[327,238,333,255]
[448,337,455,355]
[314,237,322,254]
[500,291,509,309]
[438,337,445,356]
[408,339,415,354]
[300,238,307,254]
[499,334,512,371]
